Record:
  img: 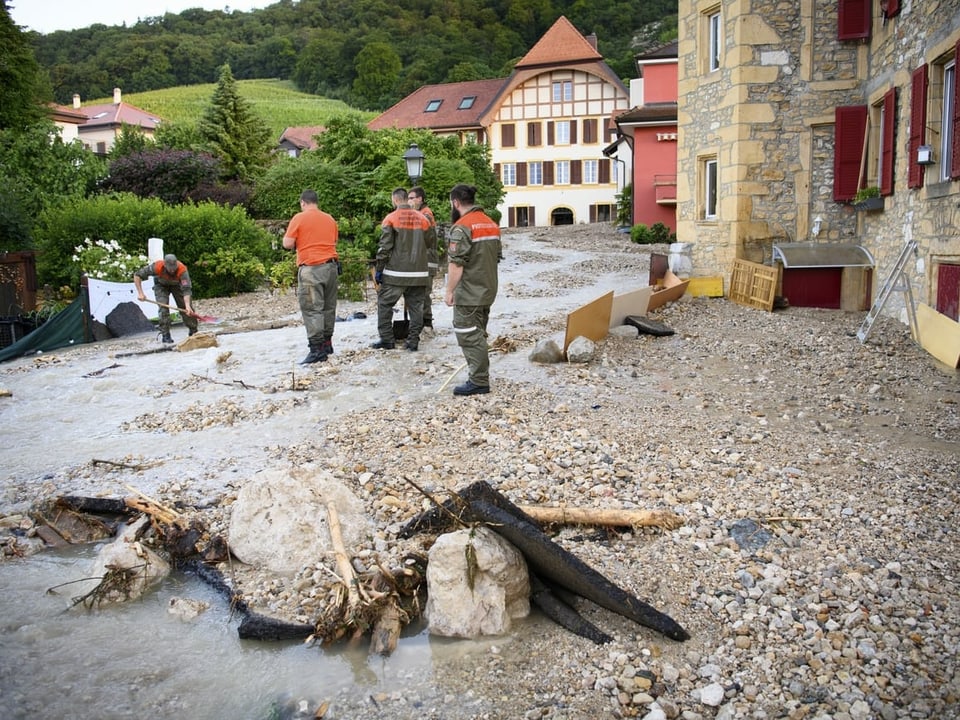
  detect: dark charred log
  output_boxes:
[401,481,690,642]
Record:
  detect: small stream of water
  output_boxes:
[0,544,507,719]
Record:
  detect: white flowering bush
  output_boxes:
[71,238,147,283]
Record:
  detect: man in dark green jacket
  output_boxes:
[372,187,435,351]
[444,184,501,396]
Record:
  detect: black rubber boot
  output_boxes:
[161,333,174,344]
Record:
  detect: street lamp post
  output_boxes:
[403,142,425,185]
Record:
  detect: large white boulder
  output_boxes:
[228,468,371,575]
[425,525,530,639]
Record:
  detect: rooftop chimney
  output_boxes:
[72,94,81,109]
[113,87,122,104]
[585,33,598,50]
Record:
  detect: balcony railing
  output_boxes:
[654,174,677,204]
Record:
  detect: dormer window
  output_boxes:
[425,99,442,112]
[458,96,476,110]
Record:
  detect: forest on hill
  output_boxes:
[27,0,678,111]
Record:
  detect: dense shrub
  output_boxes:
[35,193,273,298]
[101,149,220,204]
[250,153,369,221]
[630,222,676,245]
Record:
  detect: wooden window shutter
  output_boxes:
[571,160,582,184]
[589,205,597,222]
[570,120,578,144]
[838,0,870,40]
[598,159,611,184]
[494,163,501,181]
[527,122,541,146]
[508,207,516,227]
[880,87,896,196]
[583,119,597,144]
[881,0,901,18]
[530,207,536,225]
[547,122,555,146]
[833,105,868,201]
[501,124,515,148]
[952,39,960,179]
[517,162,527,186]
[544,161,554,185]
[908,64,928,189]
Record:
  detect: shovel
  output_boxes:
[141,298,219,324]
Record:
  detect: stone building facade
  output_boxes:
[677,0,960,325]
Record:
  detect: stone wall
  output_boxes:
[677,0,960,323]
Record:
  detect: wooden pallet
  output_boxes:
[729,259,779,312]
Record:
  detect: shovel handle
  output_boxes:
[142,297,199,319]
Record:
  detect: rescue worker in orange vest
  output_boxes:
[134,253,198,343]
[444,184,501,396]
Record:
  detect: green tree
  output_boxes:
[109,123,152,159]
[351,41,401,110]
[0,1,52,130]
[0,122,105,250]
[197,64,272,182]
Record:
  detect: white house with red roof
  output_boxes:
[73,88,163,155]
[369,17,630,227]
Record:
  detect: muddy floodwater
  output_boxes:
[0,544,532,719]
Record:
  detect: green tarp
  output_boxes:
[0,296,88,363]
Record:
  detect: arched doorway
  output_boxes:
[551,208,574,225]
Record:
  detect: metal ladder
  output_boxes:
[856,239,919,344]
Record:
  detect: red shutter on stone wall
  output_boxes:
[880,87,896,196]
[952,39,960,180]
[908,64,928,189]
[838,0,871,41]
[544,161,554,185]
[517,163,527,186]
[833,105,868,201]
[881,0,901,18]
[599,159,611,184]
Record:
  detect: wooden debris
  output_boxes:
[518,505,684,530]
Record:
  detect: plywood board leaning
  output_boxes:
[610,287,653,328]
[916,303,960,368]
[729,259,779,311]
[564,291,614,352]
[647,271,689,311]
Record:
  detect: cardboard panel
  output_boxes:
[564,291,614,352]
[610,287,653,328]
[917,303,960,368]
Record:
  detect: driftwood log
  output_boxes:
[517,505,684,530]
[400,480,690,643]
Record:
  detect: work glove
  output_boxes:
[374,271,383,284]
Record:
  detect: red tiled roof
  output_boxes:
[49,104,87,124]
[368,78,505,132]
[80,102,162,131]
[514,16,602,69]
[279,125,326,150]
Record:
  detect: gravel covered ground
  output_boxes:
[2,224,959,719]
